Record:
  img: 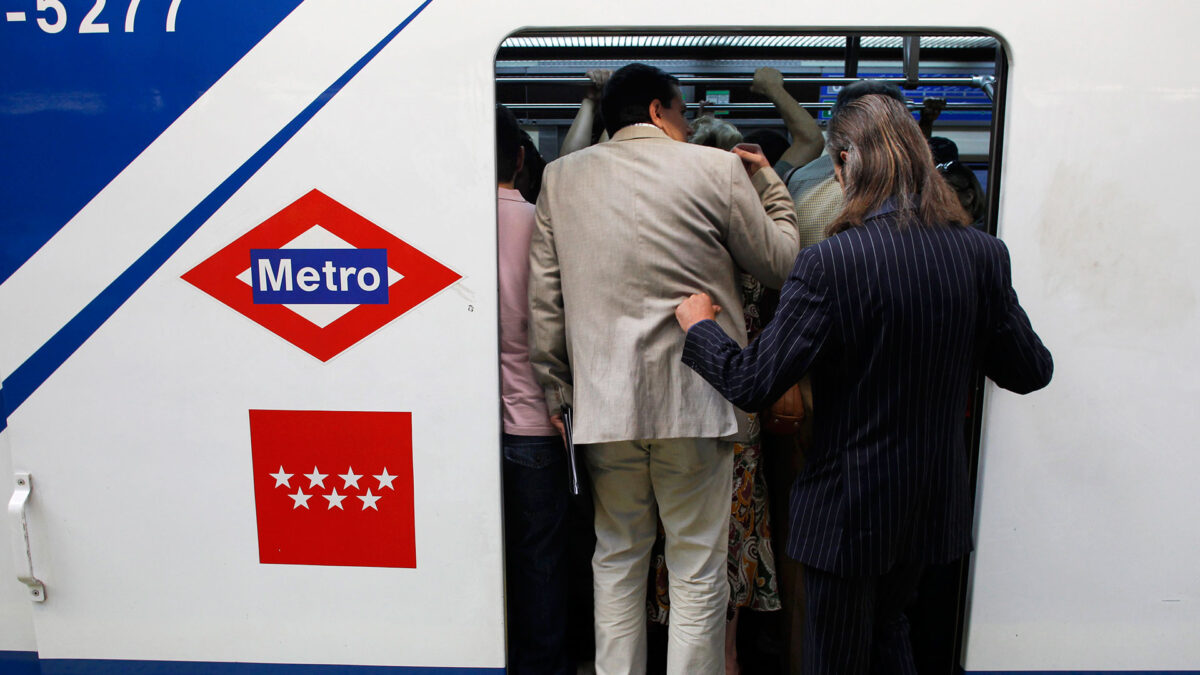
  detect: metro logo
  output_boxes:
[183,190,460,361]
[251,248,388,304]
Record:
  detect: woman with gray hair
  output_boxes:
[688,113,744,151]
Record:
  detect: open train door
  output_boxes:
[1,1,505,672]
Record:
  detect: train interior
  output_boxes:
[495,29,1007,674]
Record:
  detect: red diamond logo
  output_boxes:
[183,189,460,361]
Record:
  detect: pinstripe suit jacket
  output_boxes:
[682,203,1053,575]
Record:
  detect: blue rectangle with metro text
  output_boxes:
[251,249,389,305]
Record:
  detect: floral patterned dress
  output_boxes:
[648,274,782,623]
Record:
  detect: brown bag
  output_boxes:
[763,383,806,435]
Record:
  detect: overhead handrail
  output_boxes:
[496,75,987,88]
[503,101,992,112]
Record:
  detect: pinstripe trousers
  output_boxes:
[802,562,925,675]
[584,437,734,675]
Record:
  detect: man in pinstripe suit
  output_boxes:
[675,95,1053,673]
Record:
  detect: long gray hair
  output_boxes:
[825,95,970,236]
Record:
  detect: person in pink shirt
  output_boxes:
[496,104,570,674]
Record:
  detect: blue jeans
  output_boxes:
[503,433,570,675]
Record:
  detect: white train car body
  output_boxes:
[1,1,1197,672]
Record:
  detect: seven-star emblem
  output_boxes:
[249,409,413,568]
[270,466,293,488]
[358,488,381,511]
[324,488,347,510]
[304,467,328,488]
[273,467,394,512]
[289,489,311,509]
[374,468,396,491]
[339,467,362,489]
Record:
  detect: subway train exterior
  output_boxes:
[1,1,1197,673]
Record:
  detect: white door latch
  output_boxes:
[9,472,46,602]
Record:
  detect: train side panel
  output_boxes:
[0,0,1197,671]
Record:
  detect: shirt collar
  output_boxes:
[498,186,527,203]
[611,124,670,142]
[865,196,909,221]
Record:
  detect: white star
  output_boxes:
[288,489,311,509]
[374,468,396,491]
[339,467,362,490]
[324,488,346,510]
[305,467,327,488]
[358,488,381,511]
[269,466,293,488]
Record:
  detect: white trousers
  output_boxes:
[585,437,734,675]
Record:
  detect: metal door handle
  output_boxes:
[9,472,46,602]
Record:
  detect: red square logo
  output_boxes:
[183,190,461,361]
[249,410,416,568]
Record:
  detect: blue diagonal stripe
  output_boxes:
[0,0,434,428]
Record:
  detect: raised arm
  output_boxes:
[918,97,946,139]
[527,173,572,412]
[560,69,611,157]
[750,67,824,169]
[723,147,799,288]
[679,250,832,411]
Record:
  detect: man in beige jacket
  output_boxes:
[528,63,798,675]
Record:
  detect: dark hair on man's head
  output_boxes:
[928,136,959,164]
[496,104,523,183]
[825,94,970,235]
[742,129,790,168]
[600,63,681,137]
[831,80,907,119]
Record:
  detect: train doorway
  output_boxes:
[495,28,1008,674]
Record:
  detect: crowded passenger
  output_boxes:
[927,135,958,164]
[776,79,908,248]
[917,103,990,232]
[938,159,988,229]
[560,69,612,157]
[674,93,1052,673]
[503,61,1046,674]
[741,127,790,168]
[514,128,547,204]
[750,72,911,674]
[686,113,743,151]
[495,104,571,675]
[749,67,825,176]
[918,96,947,139]
[527,62,798,675]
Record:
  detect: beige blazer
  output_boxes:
[528,125,799,444]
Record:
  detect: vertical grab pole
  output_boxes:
[902,35,921,89]
[8,472,46,602]
[845,34,861,79]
